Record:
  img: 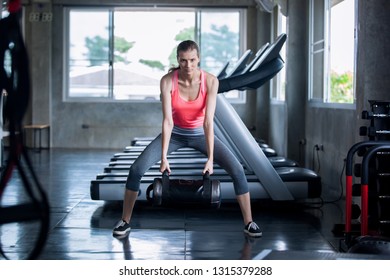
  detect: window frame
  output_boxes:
[270,5,287,103]
[308,0,356,109]
[63,6,247,104]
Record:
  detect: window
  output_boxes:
[65,7,245,102]
[308,0,327,102]
[68,10,111,99]
[328,0,355,103]
[271,5,287,101]
[308,0,355,104]
[198,10,242,100]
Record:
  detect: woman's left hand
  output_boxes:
[203,159,214,175]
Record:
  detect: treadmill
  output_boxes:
[90,33,321,202]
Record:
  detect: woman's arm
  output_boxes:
[203,73,219,175]
[160,73,174,174]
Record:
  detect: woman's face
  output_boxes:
[177,48,200,74]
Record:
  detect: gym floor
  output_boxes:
[0,148,386,260]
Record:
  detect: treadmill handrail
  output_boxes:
[224,49,253,78]
[215,94,294,200]
[218,57,284,93]
[249,33,286,72]
[217,33,287,93]
[233,42,270,77]
[216,61,230,79]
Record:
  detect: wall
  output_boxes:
[267,0,308,161]
[268,101,287,157]
[22,2,52,148]
[305,106,356,197]
[254,8,272,146]
[355,0,390,127]
[265,0,307,162]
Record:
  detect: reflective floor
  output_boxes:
[0,148,386,260]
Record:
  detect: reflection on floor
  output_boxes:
[0,148,387,260]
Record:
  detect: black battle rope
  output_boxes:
[0,0,50,260]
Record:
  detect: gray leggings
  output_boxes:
[125,133,249,195]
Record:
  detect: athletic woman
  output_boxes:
[113,40,262,238]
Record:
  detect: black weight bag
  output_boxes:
[146,171,221,208]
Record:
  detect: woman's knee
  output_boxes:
[125,166,143,191]
[228,164,245,179]
[230,167,249,195]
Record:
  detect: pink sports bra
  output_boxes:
[171,69,207,129]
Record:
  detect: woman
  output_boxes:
[113,40,262,238]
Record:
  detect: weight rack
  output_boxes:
[341,100,390,253]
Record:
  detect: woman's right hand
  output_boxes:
[160,158,171,175]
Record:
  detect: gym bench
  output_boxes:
[23,124,50,152]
